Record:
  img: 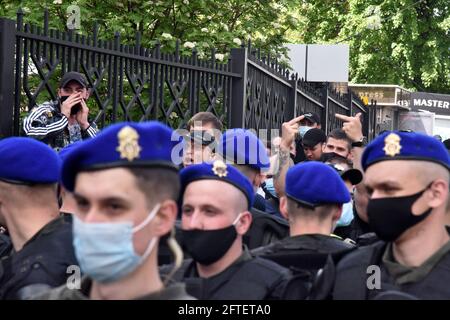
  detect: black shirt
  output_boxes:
[0,214,78,299]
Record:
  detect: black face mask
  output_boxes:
[367,185,432,242]
[59,95,82,115]
[320,152,347,163]
[181,224,238,266]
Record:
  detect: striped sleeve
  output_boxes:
[85,125,98,138]
[23,105,68,140]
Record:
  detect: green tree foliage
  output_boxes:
[1,0,298,60]
[0,0,301,128]
[289,0,449,93]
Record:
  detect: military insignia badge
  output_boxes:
[116,126,142,161]
[383,133,402,157]
[212,160,228,178]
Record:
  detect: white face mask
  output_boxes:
[72,203,161,283]
[299,126,312,138]
[336,201,354,228]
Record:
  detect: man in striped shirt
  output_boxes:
[23,71,98,151]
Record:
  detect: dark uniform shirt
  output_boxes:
[161,247,292,300]
[243,208,289,250]
[0,214,78,300]
[0,233,13,260]
[315,233,450,300]
[334,213,378,246]
[251,234,355,272]
[251,234,356,300]
[32,276,195,300]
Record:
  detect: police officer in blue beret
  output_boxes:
[312,131,450,300]
[35,122,194,300]
[0,137,78,299]
[217,129,289,249]
[161,160,292,299]
[252,161,355,298]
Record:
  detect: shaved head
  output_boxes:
[411,161,450,185]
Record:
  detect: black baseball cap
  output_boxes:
[302,128,326,148]
[303,112,320,124]
[443,139,450,151]
[328,163,363,186]
[59,71,89,88]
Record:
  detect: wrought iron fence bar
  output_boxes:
[16,31,241,78]
[247,58,291,87]
[296,89,324,108]
[328,96,349,111]
[351,99,367,113]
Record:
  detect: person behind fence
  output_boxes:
[160,160,292,299]
[0,137,77,300]
[252,162,355,298]
[182,112,223,167]
[23,71,98,151]
[33,122,194,300]
[311,131,450,300]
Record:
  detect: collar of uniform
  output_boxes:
[187,245,252,278]
[135,282,194,300]
[382,238,450,285]
[22,215,68,249]
[182,246,252,299]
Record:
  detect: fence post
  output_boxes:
[321,83,329,134]
[348,90,353,116]
[288,75,297,120]
[229,47,247,128]
[0,18,16,138]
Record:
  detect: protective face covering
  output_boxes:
[367,185,432,242]
[320,152,344,163]
[181,213,243,265]
[263,178,277,198]
[336,201,354,228]
[299,126,312,138]
[73,203,161,283]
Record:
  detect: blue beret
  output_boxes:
[285,161,350,207]
[180,160,254,209]
[218,129,270,171]
[61,121,180,191]
[58,141,82,162]
[0,137,61,184]
[361,131,450,171]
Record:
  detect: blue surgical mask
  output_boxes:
[73,203,160,283]
[299,126,312,138]
[336,201,354,227]
[264,178,278,198]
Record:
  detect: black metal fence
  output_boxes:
[0,9,376,141]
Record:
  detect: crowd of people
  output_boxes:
[1,71,450,300]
